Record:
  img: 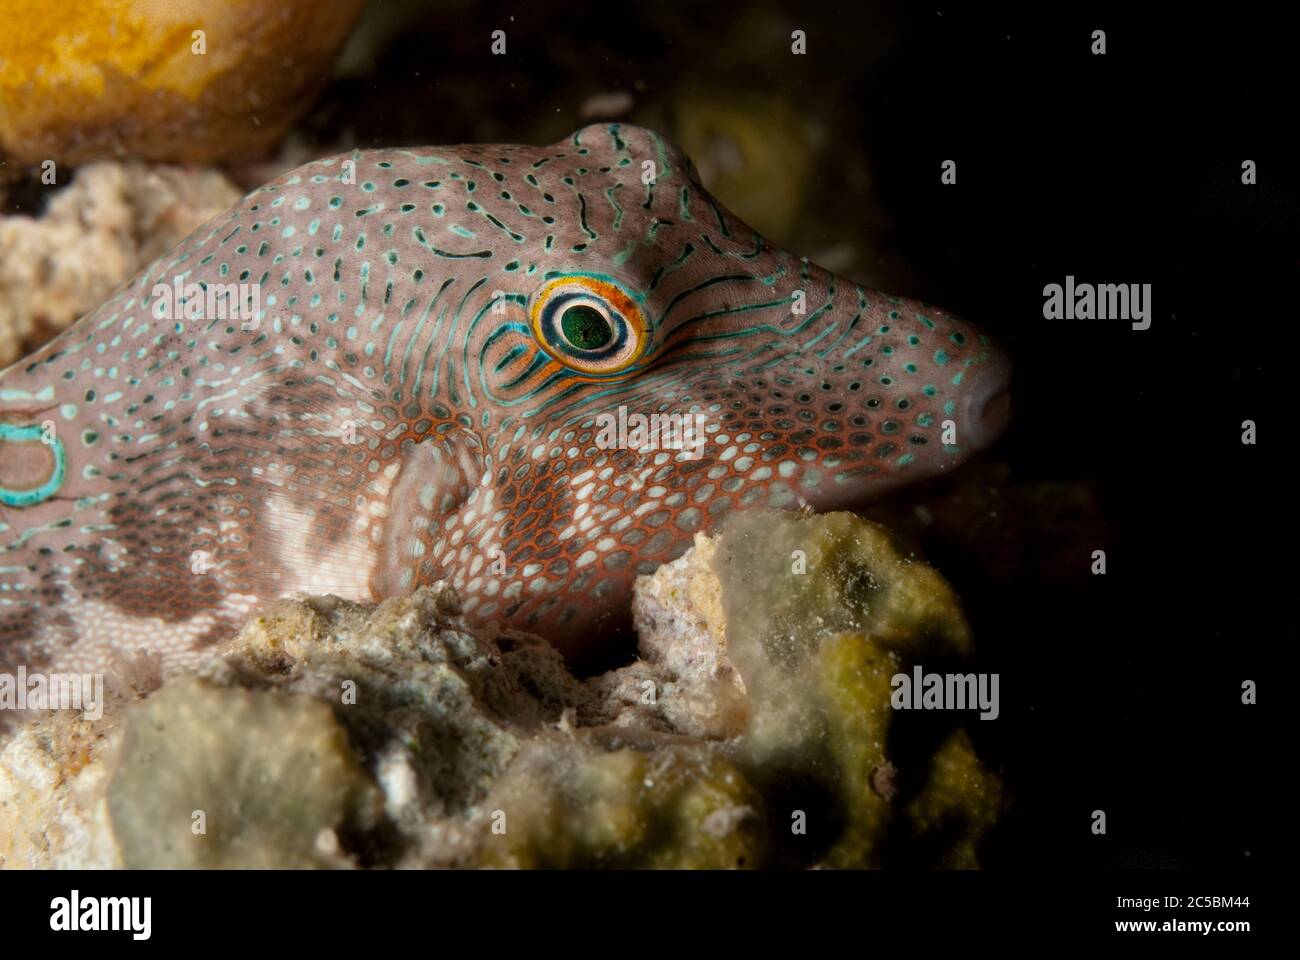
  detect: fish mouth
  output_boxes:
[957,346,1013,453]
[974,384,1012,448]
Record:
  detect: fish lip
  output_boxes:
[958,349,1013,452]
[982,382,1013,426]
[980,385,1013,443]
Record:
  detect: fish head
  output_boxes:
[452,124,1011,644]
[479,124,1011,510]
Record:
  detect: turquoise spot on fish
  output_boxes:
[0,423,67,507]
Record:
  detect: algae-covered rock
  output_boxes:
[714,508,973,668]
[711,510,997,868]
[197,584,589,866]
[906,729,1003,870]
[0,510,1002,870]
[1,583,588,868]
[479,733,764,869]
[631,508,1000,868]
[107,677,380,869]
[814,631,900,867]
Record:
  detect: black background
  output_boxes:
[859,4,1288,872]
[855,6,1287,871]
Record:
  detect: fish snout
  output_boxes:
[956,341,1012,452]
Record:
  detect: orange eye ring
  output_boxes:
[529,274,649,376]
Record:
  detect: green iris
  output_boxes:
[560,305,614,350]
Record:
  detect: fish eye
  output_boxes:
[559,303,614,350]
[530,274,648,376]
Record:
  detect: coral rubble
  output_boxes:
[0,511,1002,869]
[0,162,242,367]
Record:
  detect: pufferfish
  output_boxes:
[0,124,1010,674]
